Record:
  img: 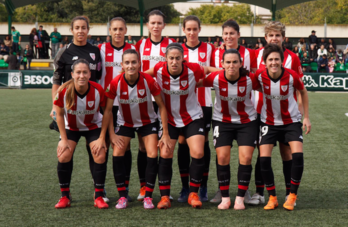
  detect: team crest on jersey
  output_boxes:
[281,85,288,92]
[161,47,166,53]
[55,93,59,100]
[199,52,206,59]
[181,80,188,87]
[88,101,94,108]
[265,86,269,89]
[239,86,245,93]
[90,53,95,61]
[106,85,110,92]
[138,89,145,96]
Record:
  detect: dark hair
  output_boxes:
[39,25,43,28]
[147,10,166,22]
[71,59,90,72]
[165,43,184,57]
[11,26,15,29]
[222,48,249,76]
[222,19,240,33]
[122,49,139,61]
[110,17,126,27]
[183,15,201,29]
[71,16,90,30]
[263,44,284,63]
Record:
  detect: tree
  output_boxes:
[184,4,261,25]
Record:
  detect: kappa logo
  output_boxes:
[107,53,113,56]
[281,85,288,92]
[199,52,206,59]
[265,86,269,89]
[213,139,216,146]
[198,128,204,132]
[90,53,95,61]
[72,56,78,60]
[152,127,157,131]
[239,86,245,93]
[88,101,94,108]
[138,89,145,96]
[254,140,257,144]
[299,135,303,139]
[181,80,188,87]
[122,92,127,95]
[145,48,150,51]
[161,47,166,53]
[221,88,227,91]
[164,81,169,85]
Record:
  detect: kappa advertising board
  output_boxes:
[302,73,348,91]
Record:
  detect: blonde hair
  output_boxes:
[264,21,285,38]
[57,59,90,110]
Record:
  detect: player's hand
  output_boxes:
[50,108,56,121]
[91,138,106,156]
[57,140,72,158]
[303,118,311,134]
[219,43,226,50]
[158,133,172,154]
[110,133,125,149]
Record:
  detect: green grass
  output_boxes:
[0,89,347,226]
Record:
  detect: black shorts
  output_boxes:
[202,106,212,132]
[100,105,119,129]
[212,120,258,148]
[64,128,101,144]
[167,118,205,140]
[259,122,303,146]
[115,121,158,138]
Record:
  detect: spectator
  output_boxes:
[11,26,21,54]
[38,25,49,59]
[317,54,329,72]
[23,44,33,70]
[308,30,318,47]
[308,44,318,62]
[16,52,22,69]
[259,43,263,49]
[327,47,336,61]
[240,39,247,47]
[299,45,308,59]
[283,37,292,50]
[0,43,10,61]
[254,43,259,50]
[29,28,38,59]
[328,57,335,73]
[0,37,3,45]
[94,37,103,46]
[50,27,61,59]
[292,46,300,58]
[297,38,308,50]
[317,45,327,60]
[4,35,12,52]
[62,36,70,46]
[328,38,336,50]
[336,49,345,64]
[207,37,214,44]
[256,37,265,46]
[5,52,17,70]
[214,36,222,48]
[318,38,328,49]
[301,52,311,72]
[87,35,95,45]
[183,37,187,43]
[176,37,182,44]
[105,36,111,43]
[126,35,136,45]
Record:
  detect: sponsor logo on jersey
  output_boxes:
[142,55,165,62]
[67,109,96,115]
[89,63,96,70]
[138,89,145,96]
[161,47,166,53]
[119,97,147,104]
[181,80,188,87]
[162,88,189,96]
[88,101,94,108]
[221,88,227,91]
[281,85,288,92]
[264,94,289,100]
[105,62,121,67]
[145,48,150,51]
[221,95,246,102]
[122,92,127,95]
[239,86,245,93]
[199,52,206,59]
[72,56,78,60]
[107,53,113,56]
[90,53,96,61]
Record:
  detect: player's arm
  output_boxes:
[153,94,171,153]
[144,67,155,77]
[203,66,219,74]
[51,48,66,119]
[298,87,311,134]
[55,105,71,157]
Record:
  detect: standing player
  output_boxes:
[252,44,311,211]
[198,49,258,210]
[145,43,219,209]
[50,16,106,201]
[99,17,135,201]
[54,59,108,209]
[94,49,171,209]
[210,19,256,204]
[249,21,304,205]
[178,15,214,202]
[135,10,175,201]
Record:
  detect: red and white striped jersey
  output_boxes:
[136,37,175,72]
[154,61,204,127]
[253,47,303,113]
[182,42,214,107]
[211,45,256,70]
[203,70,257,124]
[105,72,161,128]
[99,42,135,106]
[54,81,106,131]
[252,68,304,126]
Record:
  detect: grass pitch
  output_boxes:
[0,89,347,226]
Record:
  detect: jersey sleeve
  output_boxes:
[250,71,261,90]
[145,74,162,97]
[135,40,142,52]
[202,71,217,87]
[292,71,305,90]
[188,63,205,82]
[249,49,257,70]
[93,82,106,107]
[153,62,165,79]
[210,49,217,68]
[52,47,66,85]
[53,89,65,108]
[292,54,304,78]
[105,76,119,100]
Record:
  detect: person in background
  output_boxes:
[29,28,38,59]
[297,38,308,50]
[207,37,214,44]
[336,49,345,64]
[214,36,222,48]
[62,36,70,46]
[328,38,336,50]
[94,37,103,46]
[254,43,259,50]
[301,52,311,72]
[105,36,111,43]
[283,37,292,50]
[299,45,308,59]
[176,37,182,44]
[0,43,10,62]
[308,30,318,48]
[308,44,318,62]
[327,47,336,60]
[50,28,61,59]
[6,52,17,70]
[87,35,95,45]
[328,56,336,73]
[292,46,300,58]
[23,44,34,70]
[256,38,265,47]
[4,35,12,53]
[38,25,50,59]
[317,54,329,72]
[318,38,328,49]
[126,35,136,45]
[11,26,21,54]
[317,44,327,61]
